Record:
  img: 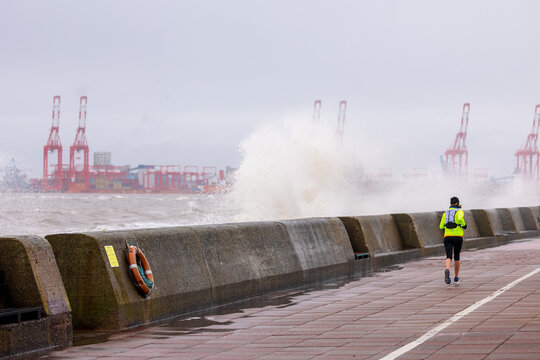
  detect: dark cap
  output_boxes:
[450,196,460,205]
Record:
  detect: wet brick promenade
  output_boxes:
[41,238,540,360]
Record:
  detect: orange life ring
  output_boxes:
[127,245,154,297]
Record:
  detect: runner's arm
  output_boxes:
[457,210,467,229]
[439,212,446,230]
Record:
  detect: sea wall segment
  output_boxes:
[351,215,405,255]
[509,207,527,232]
[462,210,482,238]
[470,209,495,237]
[390,213,424,249]
[405,212,444,248]
[0,236,72,359]
[483,208,517,235]
[339,215,421,268]
[46,218,352,330]
[529,206,540,228]
[517,207,538,231]
[46,227,214,330]
[192,222,303,304]
[281,218,354,282]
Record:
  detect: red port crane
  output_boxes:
[444,103,470,181]
[515,105,540,181]
[335,100,347,144]
[312,100,321,124]
[142,165,181,191]
[43,96,63,191]
[69,96,90,190]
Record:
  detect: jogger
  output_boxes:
[439,196,467,284]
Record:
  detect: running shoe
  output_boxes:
[444,269,451,284]
[454,277,460,284]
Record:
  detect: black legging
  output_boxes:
[444,236,463,261]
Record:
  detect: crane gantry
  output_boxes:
[444,103,470,182]
[69,96,90,190]
[515,105,540,182]
[335,100,347,145]
[43,96,63,191]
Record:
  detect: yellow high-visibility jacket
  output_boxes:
[439,206,466,237]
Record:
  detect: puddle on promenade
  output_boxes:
[74,264,404,347]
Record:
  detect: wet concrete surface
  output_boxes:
[72,273,379,347]
[40,238,540,359]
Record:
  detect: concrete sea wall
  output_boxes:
[0,236,72,359]
[339,214,422,268]
[45,218,354,331]
[2,206,540,358]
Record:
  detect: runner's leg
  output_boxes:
[444,238,453,270]
[453,237,463,277]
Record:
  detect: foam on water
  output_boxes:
[223,117,539,220]
[224,118,364,221]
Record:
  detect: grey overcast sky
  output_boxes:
[1,0,539,178]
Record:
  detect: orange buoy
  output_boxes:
[126,245,154,297]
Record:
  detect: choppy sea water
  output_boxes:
[0,193,233,236]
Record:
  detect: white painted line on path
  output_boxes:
[379,266,540,360]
